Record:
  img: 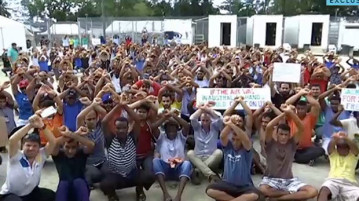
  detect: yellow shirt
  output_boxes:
[158,101,182,114]
[328,150,359,183]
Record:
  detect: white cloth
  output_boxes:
[111,75,122,94]
[340,118,359,140]
[0,149,47,196]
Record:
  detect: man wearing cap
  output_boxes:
[0,114,56,201]
[11,74,33,126]
[317,132,359,201]
[285,88,325,165]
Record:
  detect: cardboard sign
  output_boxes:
[273,63,301,83]
[341,88,359,111]
[196,88,271,110]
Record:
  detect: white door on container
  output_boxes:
[342,26,359,50]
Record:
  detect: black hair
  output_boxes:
[262,112,275,120]
[346,84,356,89]
[329,95,341,102]
[0,93,6,100]
[22,133,41,145]
[277,123,291,133]
[138,103,151,112]
[310,84,321,89]
[279,82,290,88]
[114,117,129,127]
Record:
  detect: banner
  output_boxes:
[273,63,301,83]
[196,88,271,110]
[341,88,359,111]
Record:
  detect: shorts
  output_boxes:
[322,178,359,201]
[207,181,260,198]
[259,177,306,193]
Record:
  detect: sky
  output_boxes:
[212,0,226,8]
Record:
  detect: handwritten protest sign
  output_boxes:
[341,88,359,111]
[273,63,301,83]
[196,88,271,110]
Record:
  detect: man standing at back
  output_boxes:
[7,43,18,66]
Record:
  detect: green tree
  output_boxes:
[0,0,10,17]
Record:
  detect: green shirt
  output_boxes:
[7,48,18,63]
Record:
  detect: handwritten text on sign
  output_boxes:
[341,88,359,111]
[196,88,271,110]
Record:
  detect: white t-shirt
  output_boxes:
[340,118,359,140]
[0,148,47,196]
[111,74,122,93]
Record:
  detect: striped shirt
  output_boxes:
[107,134,137,177]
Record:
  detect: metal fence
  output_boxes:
[77,16,206,45]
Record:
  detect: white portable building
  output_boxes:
[0,16,26,51]
[284,15,330,49]
[336,19,359,51]
[208,15,237,48]
[246,15,283,48]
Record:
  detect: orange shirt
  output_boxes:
[40,113,63,146]
[288,113,317,149]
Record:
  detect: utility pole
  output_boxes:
[101,0,105,38]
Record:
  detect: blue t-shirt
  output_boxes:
[39,60,49,72]
[75,58,82,68]
[63,100,83,132]
[322,102,350,139]
[15,92,33,120]
[325,61,334,68]
[135,60,145,72]
[222,141,253,187]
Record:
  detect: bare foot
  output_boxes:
[163,194,172,201]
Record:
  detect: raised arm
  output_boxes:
[172,113,190,136]
[265,113,286,143]
[227,121,252,150]
[306,93,321,118]
[282,105,304,143]
[318,85,340,111]
[330,105,344,127]
[285,88,308,105]
[220,119,232,147]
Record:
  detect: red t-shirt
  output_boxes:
[136,122,153,157]
[134,80,161,96]
[310,78,328,92]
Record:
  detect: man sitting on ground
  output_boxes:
[206,115,261,201]
[188,103,223,184]
[259,104,318,201]
[317,131,359,201]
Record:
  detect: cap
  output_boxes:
[19,80,29,88]
[102,93,112,103]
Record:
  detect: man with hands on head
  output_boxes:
[0,114,56,201]
[52,125,95,201]
[187,102,223,184]
[76,97,107,189]
[285,87,325,165]
[317,131,359,201]
[259,104,318,201]
[206,113,260,201]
